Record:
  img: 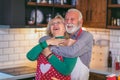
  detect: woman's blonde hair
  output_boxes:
[46,15,70,38]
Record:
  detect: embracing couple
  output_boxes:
[27,8,93,80]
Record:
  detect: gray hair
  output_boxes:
[67,8,83,20]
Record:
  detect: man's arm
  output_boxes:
[50,32,93,58]
[26,36,65,61]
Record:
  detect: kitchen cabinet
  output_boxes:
[76,0,107,28]
[25,0,75,28]
[107,0,120,29]
[0,0,75,28]
[0,0,25,28]
[89,72,106,80]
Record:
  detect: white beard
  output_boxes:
[66,24,80,34]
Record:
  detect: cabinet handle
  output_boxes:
[86,10,88,21]
[86,10,91,21]
[90,10,92,21]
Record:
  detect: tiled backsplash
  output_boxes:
[0,28,46,68]
[87,28,120,67]
[0,28,120,68]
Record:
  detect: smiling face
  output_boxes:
[65,9,83,34]
[50,18,65,37]
[47,15,66,37]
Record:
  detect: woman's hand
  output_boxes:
[51,77,59,80]
[62,39,76,46]
[46,38,65,46]
[42,47,52,57]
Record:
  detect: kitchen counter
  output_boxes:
[1,66,120,80]
[0,66,36,80]
[1,73,35,80]
[90,66,120,76]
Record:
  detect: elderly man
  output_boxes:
[51,8,93,67]
[48,8,93,80]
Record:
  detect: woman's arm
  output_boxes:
[26,36,64,61]
[48,55,77,75]
[26,36,52,61]
[26,43,43,61]
[27,37,77,75]
[42,47,77,75]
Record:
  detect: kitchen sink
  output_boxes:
[0,72,14,80]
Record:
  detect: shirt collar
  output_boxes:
[71,28,82,39]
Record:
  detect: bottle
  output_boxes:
[117,18,120,26]
[114,56,120,70]
[37,0,41,3]
[118,75,120,80]
[63,0,67,4]
[107,51,112,68]
[113,18,117,26]
[71,0,76,6]
[111,17,114,26]
[48,0,52,4]
[61,0,63,5]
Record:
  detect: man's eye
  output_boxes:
[71,18,74,21]
[65,19,74,21]
[57,22,61,24]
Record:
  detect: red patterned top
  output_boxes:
[35,53,70,80]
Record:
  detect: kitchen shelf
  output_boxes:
[108,4,120,8]
[36,24,47,27]
[27,2,74,8]
[25,0,75,28]
[107,25,120,29]
[26,23,47,28]
[27,2,36,6]
[107,0,120,29]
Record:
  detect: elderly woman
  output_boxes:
[27,15,77,80]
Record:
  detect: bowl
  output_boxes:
[28,21,34,25]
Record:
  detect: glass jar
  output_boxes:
[117,0,120,4]
[46,14,52,23]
